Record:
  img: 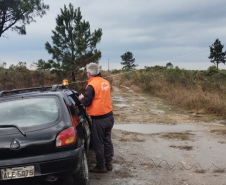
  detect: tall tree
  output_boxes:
[208,39,226,68]
[121,51,138,70]
[41,4,102,81]
[0,0,49,37]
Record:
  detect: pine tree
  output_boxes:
[39,4,102,81]
[166,62,173,69]
[0,0,49,37]
[121,51,138,70]
[208,39,226,68]
[36,59,51,71]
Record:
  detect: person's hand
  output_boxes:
[78,94,84,101]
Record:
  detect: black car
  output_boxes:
[0,81,91,185]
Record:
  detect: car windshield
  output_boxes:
[0,97,59,127]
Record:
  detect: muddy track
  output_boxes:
[88,83,226,185]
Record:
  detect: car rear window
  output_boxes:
[0,97,59,127]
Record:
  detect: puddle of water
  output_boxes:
[112,86,120,92]
[207,125,226,131]
[120,85,134,93]
[114,104,130,107]
[151,109,165,114]
[114,124,208,134]
[120,85,130,89]
[112,96,127,102]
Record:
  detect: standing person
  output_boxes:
[78,63,114,173]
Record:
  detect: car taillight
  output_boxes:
[56,127,76,147]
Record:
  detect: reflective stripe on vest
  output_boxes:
[86,77,112,116]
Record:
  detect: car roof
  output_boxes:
[0,84,72,99]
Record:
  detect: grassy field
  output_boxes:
[116,65,226,119]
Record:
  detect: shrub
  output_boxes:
[207,65,219,75]
[118,66,226,119]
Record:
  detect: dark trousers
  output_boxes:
[91,115,114,166]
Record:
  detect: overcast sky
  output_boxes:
[1,0,226,70]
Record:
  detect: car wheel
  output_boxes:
[73,149,90,185]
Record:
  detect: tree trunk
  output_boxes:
[71,71,75,82]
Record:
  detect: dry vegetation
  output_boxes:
[160,132,194,140]
[117,66,226,119]
[195,169,206,173]
[0,62,115,95]
[169,145,193,150]
[0,62,88,92]
[213,169,225,173]
[2,62,226,121]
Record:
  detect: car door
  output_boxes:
[67,95,91,140]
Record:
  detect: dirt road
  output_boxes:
[89,84,226,185]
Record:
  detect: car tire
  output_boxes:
[73,149,90,185]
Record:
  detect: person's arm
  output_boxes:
[78,85,95,106]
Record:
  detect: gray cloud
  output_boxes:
[1,0,226,71]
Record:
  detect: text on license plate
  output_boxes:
[1,166,34,180]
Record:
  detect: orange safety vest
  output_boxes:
[86,77,112,116]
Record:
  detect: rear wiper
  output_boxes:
[0,125,26,137]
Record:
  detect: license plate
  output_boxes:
[1,166,34,180]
